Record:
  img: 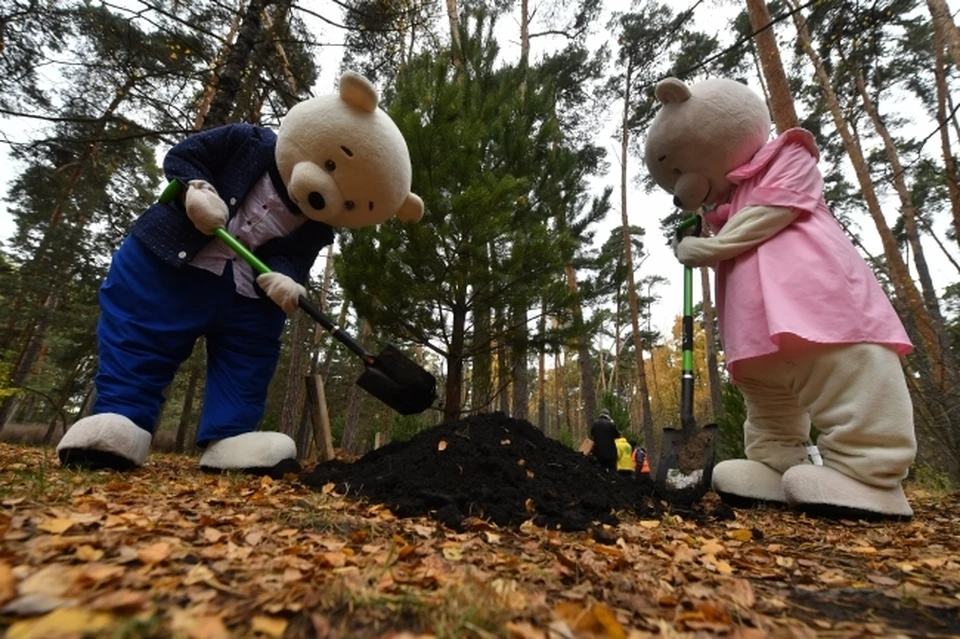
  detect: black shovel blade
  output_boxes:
[655,422,720,501]
[356,344,438,415]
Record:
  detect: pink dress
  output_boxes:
[701,128,912,379]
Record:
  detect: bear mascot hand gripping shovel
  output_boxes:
[643,77,917,520]
[58,71,426,476]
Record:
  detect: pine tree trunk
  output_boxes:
[472,302,492,412]
[280,311,310,438]
[495,306,509,414]
[445,0,462,64]
[745,0,799,133]
[194,11,243,129]
[853,70,945,326]
[537,307,546,430]
[205,0,270,128]
[927,0,960,73]
[618,65,655,453]
[174,357,203,453]
[340,321,371,454]
[700,267,723,423]
[444,304,467,421]
[510,303,528,421]
[564,265,598,430]
[934,20,960,245]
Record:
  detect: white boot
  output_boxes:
[57,413,152,470]
[199,431,300,477]
[782,465,913,520]
[712,459,787,506]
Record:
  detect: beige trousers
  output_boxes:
[734,341,916,489]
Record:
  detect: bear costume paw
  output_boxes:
[782,465,912,521]
[57,413,152,470]
[199,432,301,478]
[712,459,787,507]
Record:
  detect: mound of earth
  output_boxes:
[300,412,710,532]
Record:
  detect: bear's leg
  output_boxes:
[58,237,209,470]
[712,355,812,507]
[197,293,299,477]
[781,343,916,520]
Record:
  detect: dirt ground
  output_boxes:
[1,417,959,638]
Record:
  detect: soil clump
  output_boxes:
[301,412,709,531]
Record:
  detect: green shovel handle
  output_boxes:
[158,179,271,275]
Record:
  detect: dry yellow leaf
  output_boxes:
[442,545,463,561]
[36,518,75,535]
[138,541,172,565]
[18,565,77,597]
[251,614,288,637]
[170,610,231,639]
[0,561,15,605]
[87,589,150,612]
[75,545,104,562]
[79,563,124,584]
[727,529,753,542]
[6,607,115,639]
[438,440,448,451]
[203,527,225,543]
[505,621,546,639]
[590,603,627,639]
[639,520,660,529]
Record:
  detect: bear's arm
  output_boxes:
[162,124,262,188]
[675,205,799,267]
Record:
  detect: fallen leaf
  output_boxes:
[0,561,14,604]
[87,589,150,613]
[438,440,447,451]
[727,529,753,542]
[6,607,115,639]
[79,563,124,585]
[170,610,230,639]
[505,621,546,639]
[36,518,75,535]
[138,541,172,565]
[251,614,288,637]
[18,565,76,597]
[75,545,104,562]
[1,593,73,616]
[203,527,225,543]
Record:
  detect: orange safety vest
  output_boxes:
[633,448,650,474]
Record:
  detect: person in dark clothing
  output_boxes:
[590,409,620,471]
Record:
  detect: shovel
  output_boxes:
[159,180,438,415]
[654,215,719,501]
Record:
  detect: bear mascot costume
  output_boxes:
[643,77,917,520]
[57,71,423,475]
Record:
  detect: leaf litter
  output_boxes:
[2,433,960,638]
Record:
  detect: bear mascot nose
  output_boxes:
[673,195,682,208]
[308,192,326,210]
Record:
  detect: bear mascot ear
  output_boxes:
[654,78,692,105]
[395,193,424,223]
[339,71,379,113]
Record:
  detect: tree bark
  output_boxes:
[745,0,799,133]
[618,63,655,454]
[927,0,960,74]
[853,69,945,326]
[700,267,723,423]
[174,357,203,453]
[933,18,960,245]
[205,0,271,128]
[564,264,597,432]
[340,320,371,454]
[445,0,462,65]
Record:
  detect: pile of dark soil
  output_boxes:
[301,412,711,532]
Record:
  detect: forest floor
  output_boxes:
[1,415,959,639]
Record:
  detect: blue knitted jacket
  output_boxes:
[130,123,334,285]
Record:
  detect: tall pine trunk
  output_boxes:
[618,63,655,454]
[745,0,799,133]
